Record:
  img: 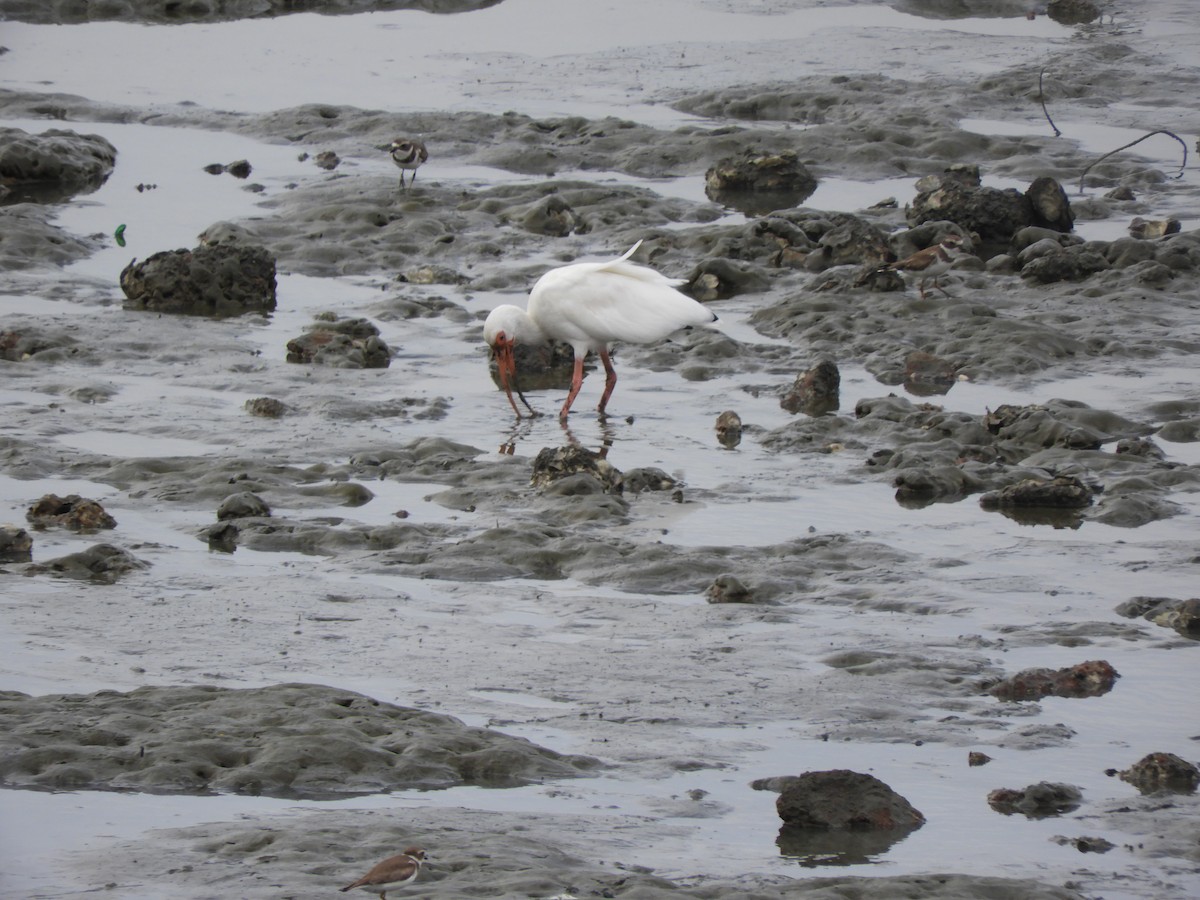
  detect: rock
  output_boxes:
[685,258,770,299]
[981,403,1111,449]
[0,126,117,202]
[1011,226,1080,254]
[806,213,892,270]
[286,316,392,368]
[26,494,117,531]
[979,475,1096,511]
[989,660,1119,701]
[715,410,743,449]
[968,751,992,767]
[204,159,252,178]
[903,350,958,397]
[0,683,599,796]
[1053,835,1115,853]
[1104,237,1157,269]
[120,245,278,317]
[988,782,1083,818]
[753,214,818,269]
[314,150,340,170]
[0,328,74,361]
[520,194,578,236]
[24,543,148,584]
[1118,752,1200,795]
[1129,216,1181,240]
[402,264,469,285]
[197,220,259,247]
[531,446,622,493]
[706,574,754,604]
[0,524,33,562]
[201,521,240,553]
[0,207,100,271]
[1114,436,1165,459]
[776,769,925,830]
[704,149,817,215]
[908,171,1033,247]
[781,359,840,415]
[216,492,271,521]
[1025,176,1075,232]
[244,397,289,418]
[1153,597,1200,638]
[1047,0,1101,25]
[622,467,678,493]
[1019,245,1111,284]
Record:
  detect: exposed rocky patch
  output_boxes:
[0,683,598,796]
[120,244,278,316]
[0,126,116,203]
[988,660,1118,701]
[25,493,117,531]
[988,782,1084,818]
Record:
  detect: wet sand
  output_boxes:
[2,1,1200,898]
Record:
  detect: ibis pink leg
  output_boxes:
[560,354,588,420]
[597,348,618,415]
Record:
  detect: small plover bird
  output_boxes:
[341,846,426,899]
[388,138,428,190]
[885,234,969,299]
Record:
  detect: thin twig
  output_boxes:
[1078,130,1190,194]
[1038,68,1061,137]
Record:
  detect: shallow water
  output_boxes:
[3,2,1200,899]
[0,2,1069,119]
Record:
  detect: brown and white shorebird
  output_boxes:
[388,138,428,190]
[341,846,426,899]
[885,233,969,299]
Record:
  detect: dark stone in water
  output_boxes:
[24,543,148,584]
[781,359,840,416]
[979,475,1096,510]
[989,659,1118,701]
[531,446,622,493]
[705,149,817,216]
[1118,752,1200,795]
[26,493,117,531]
[0,126,116,204]
[121,245,277,317]
[988,782,1082,818]
[287,316,392,368]
[0,525,33,563]
[776,769,925,830]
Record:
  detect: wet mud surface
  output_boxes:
[1,1,1199,898]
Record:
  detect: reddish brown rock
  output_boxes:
[26,494,117,531]
[988,782,1082,818]
[989,660,1118,701]
[776,769,925,830]
[1118,752,1199,795]
[781,359,840,416]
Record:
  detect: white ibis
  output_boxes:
[885,233,970,299]
[341,847,425,898]
[387,138,428,190]
[484,241,717,419]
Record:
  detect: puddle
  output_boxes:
[53,430,227,457]
[0,117,312,287]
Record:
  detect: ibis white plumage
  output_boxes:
[484,241,717,419]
